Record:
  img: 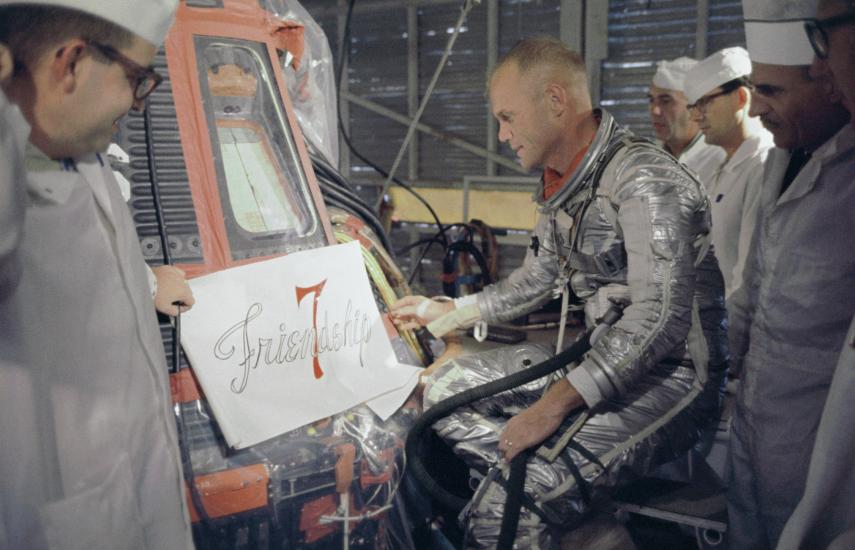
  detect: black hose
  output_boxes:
[315,174,395,253]
[311,153,358,195]
[172,311,211,526]
[405,299,626,545]
[497,450,530,550]
[405,328,595,511]
[143,99,171,265]
[442,239,493,297]
[144,96,210,526]
[313,169,381,226]
[407,236,441,287]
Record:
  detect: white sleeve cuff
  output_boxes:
[147,264,158,300]
[453,294,477,309]
[566,365,605,408]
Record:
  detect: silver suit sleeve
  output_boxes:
[573,147,705,405]
[476,212,561,324]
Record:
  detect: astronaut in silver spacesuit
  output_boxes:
[392,37,728,549]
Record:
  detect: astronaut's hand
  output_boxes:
[498,379,584,462]
[390,295,454,331]
[153,265,195,316]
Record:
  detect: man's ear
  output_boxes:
[544,82,567,117]
[0,43,13,84]
[736,86,749,110]
[48,39,88,95]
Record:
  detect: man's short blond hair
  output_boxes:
[490,36,588,94]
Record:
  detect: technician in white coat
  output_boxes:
[0,42,27,297]
[727,0,855,547]
[684,47,774,298]
[777,0,855,547]
[0,1,195,549]
[647,56,726,179]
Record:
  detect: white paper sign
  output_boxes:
[180,241,421,449]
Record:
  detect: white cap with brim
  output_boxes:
[0,0,178,46]
[652,56,698,91]
[684,47,752,104]
[742,0,819,66]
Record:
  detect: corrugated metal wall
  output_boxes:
[601,0,745,137]
[299,0,746,295]
[417,5,489,182]
[303,0,744,181]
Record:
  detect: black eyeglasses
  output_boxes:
[687,88,735,113]
[805,11,855,59]
[85,39,163,101]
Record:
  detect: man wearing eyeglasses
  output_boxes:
[647,57,726,178]
[806,0,855,115]
[683,47,774,300]
[0,1,195,549]
[776,2,855,549]
[726,1,855,548]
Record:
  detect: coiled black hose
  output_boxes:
[405,301,626,547]
[404,330,595,511]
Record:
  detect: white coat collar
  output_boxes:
[775,124,855,205]
[24,142,74,204]
[721,128,774,174]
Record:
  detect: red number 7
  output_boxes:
[296,280,327,379]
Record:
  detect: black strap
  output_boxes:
[567,439,606,471]
[560,452,592,505]
[568,240,627,277]
[491,466,554,525]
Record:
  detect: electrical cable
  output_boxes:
[311,152,358,194]
[395,222,474,256]
[407,236,442,287]
[375,0,480,210]
[310,155,394,254]
[144,96,211,527]
[336,231,426,364]
[336,0,448,247]
[317,175,394,253]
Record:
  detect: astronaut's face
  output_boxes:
[490,63,559,171]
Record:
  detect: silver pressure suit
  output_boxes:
[423,110,728,548]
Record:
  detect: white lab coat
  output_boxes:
[776,312,855,550]
[727,123,855,549]
[676,131,727,184]
[0,88,28,296]
[705,127,774,297]
[0,143,194,549]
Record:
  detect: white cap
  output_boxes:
[652,57,698,92]
[684,47,752,103]
[742,0,818,65]
[0,0,178,45]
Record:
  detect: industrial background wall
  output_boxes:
[299,0,746,189]
[295,0,746,296]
